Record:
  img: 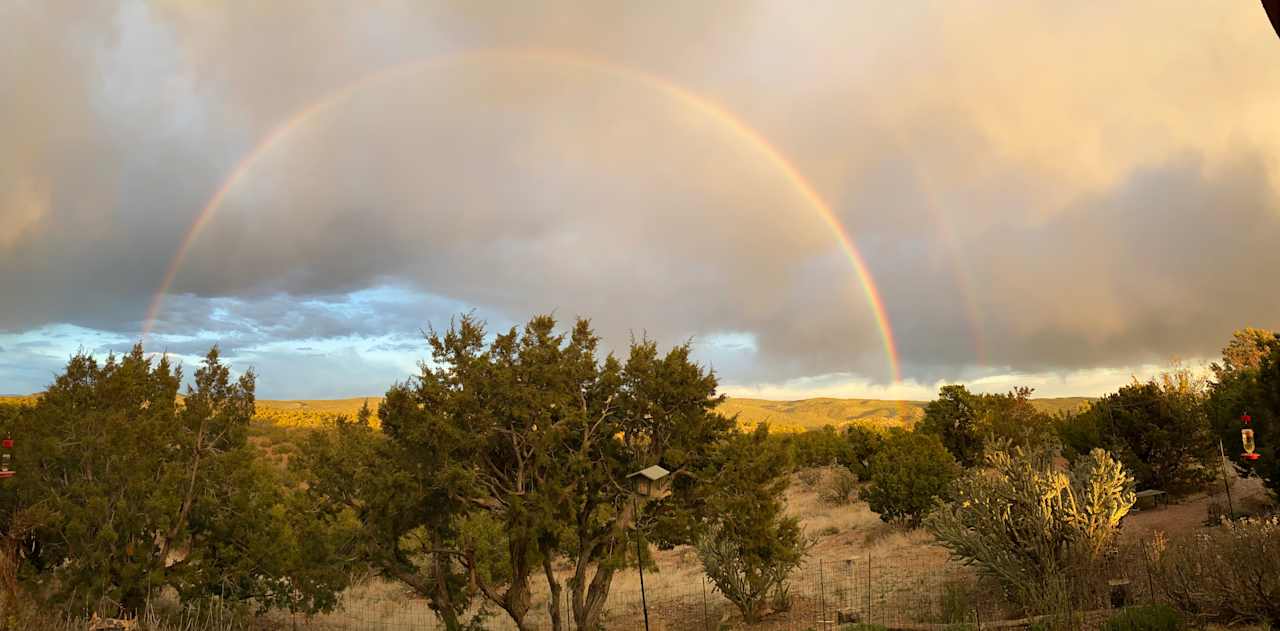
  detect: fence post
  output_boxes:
[1142,541,1156,604]
[702,576,709,631]
[819,559,827,631]
[866,550,872,626]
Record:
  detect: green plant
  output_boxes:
[925,446,1135,614]
[864,429,960,526]
[1102,604,1183,631]
[1071,368,1215,494]
[0,347,351,619]
[698,425,810,624]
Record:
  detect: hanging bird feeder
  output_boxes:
[0,438,14,478]
[1241,414,1260,461]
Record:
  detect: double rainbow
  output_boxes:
[143,49,903,384]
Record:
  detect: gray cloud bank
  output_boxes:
[3,1,1280,395]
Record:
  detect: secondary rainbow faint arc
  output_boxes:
[143,49,903,384]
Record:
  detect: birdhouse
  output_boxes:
[627,465,671,498]
[0,438,14,479]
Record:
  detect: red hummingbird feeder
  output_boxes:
[0,438,13,478]
[1241,414,1260,461]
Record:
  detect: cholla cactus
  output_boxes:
[925,446,1136,613]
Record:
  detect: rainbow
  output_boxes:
[143,49,903,384]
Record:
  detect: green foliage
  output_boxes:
[0,346,349,619]
[919,386,1055,467]
[843,424,887,481]
[302,314,734,631]
[697,425,809,624]
[1102,604,1183,631]
[1205,329,1280,496]
[781,425,857,469]
[1070,368,1215,494]
[1147,517,1280,625]
[925,447,1135,614]
[864,429,960,526]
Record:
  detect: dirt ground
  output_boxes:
[297,467,1273,630]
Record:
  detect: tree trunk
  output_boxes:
[574,562,617,631]
[431,545,463,631]
[541,541,563,631]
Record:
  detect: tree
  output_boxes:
[919,385,984,467]
[1211,328,1278,379]
[785,426,856,469]
[1074,368,1215,494]
[0,346,345,618]
[926,447,1135,613]
[302,314,735,631]
[864,429,960,526]
[919,385,1054,467]
[697,425,809,624]
[842,424,887,481]
[1206,330,1280,496]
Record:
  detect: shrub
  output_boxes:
[1148,517,1280,625]
[864,430,960,526]
[925,446,1135,614]
[797,467,824,489]
[1102,604,1183,631]
[819,467,859,505]
[698,426,811,624]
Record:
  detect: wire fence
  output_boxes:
[271,542,1169,631]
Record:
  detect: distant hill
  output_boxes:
[254,397,379,428]
[1026,397,1093,416]
[719,397,928,432]
[2,394,1094,432]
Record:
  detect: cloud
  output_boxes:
[3,1,1280,397]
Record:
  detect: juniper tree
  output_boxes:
[0,346,348,617]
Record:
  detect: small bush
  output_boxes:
[798,467,824,489]
[1102,605,1183,631]
[820,467,859,505]
[865,430,960,526]
[1149,517,1280,625]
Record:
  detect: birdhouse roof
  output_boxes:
[627,465,670,481]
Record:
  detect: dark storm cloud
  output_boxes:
[3,1,1280,395]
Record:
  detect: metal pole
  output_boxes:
[1218,438,1235,518]
[635,496,651,631]
[702,576,709,631]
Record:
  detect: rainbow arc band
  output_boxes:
[141,49,903,387]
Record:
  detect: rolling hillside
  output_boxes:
[2,394,1094,432]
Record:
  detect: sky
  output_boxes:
[3,1,1280,400]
